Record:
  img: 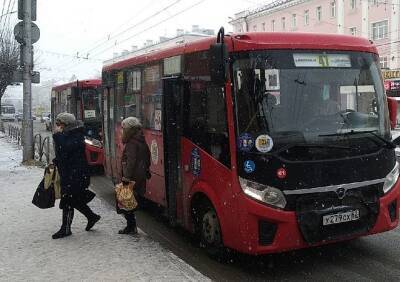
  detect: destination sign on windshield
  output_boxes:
[293,53,351,68]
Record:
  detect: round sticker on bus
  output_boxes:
[151,140,158,165]
[191,148,201,176]
[238,133,254,152]
[255,134,274,153]
[244,160,256,174]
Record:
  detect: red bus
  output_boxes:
[102,30,400,256]
[51,79,104,167]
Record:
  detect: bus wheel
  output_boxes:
[199,204,224,258]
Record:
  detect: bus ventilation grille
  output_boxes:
[258,220,277,246]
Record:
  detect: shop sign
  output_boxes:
[383,70,400,79]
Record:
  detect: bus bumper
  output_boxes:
[85,144,104,166]
[234,181,400,255]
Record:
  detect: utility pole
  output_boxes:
[22,0,33,162]
[14,0,39,162]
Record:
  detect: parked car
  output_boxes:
[14,112,23,122]
[41,113,50,123]
[45,118,52,131]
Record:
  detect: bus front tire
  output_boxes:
[194,200,225,259]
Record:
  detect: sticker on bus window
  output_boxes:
[244,160,256,174]
[151,140,158,165]
[255,135,273,153]
[293,53,351,68]
[238,133,254,152]
[191,148,201,176]
[154,110,162,131]
[84,110,96,118]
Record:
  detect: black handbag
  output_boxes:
[32,178,56,209]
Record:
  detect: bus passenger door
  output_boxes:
[162,78,184,225]
[104,86,117,182]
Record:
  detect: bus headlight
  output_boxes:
[239,177,287,209]
[383,162,399,194]
[84,138,102,148]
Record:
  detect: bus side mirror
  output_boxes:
[209,43,228,85]
[387,97,397,129]
[209,27,228,85]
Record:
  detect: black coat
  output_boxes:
[53,124,90,201]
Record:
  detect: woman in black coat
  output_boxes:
[52,112,100,239]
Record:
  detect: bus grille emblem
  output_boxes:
[336,187,346,199]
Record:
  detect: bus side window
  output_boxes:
[206,86,231,168]
[184,83,231,168]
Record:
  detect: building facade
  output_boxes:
[230,0,400,71]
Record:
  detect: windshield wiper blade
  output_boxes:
[272,143,352,155]
[319,130,395,149]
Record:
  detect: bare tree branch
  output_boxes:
[0,23,19,110]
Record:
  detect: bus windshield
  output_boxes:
[82,89,101,121]
[233,50,390,154]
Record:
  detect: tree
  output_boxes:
[0,27,19,112]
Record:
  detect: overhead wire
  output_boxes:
[57,0,208,74]
[50,0,183,74]
[84,0,181,55]
[91,0,207,58]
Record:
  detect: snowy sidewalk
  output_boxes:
[0,135,209,281]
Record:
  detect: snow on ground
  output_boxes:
[0,137,209,281]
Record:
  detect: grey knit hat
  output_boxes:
[56,112,76,126]
[121,117,142,129]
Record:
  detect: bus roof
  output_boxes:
[103,32,378,72]
[52,79,101,92]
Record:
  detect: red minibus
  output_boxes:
[51,79,104,167]
[102,29,400,255]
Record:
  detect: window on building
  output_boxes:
[253,25,257,31]
[281,17,286,30]
[330,2,336,18]
[304,10,309,25]
[292,14,297,28]
[380,56,388,69]
[372,20,388,40]
[351,0,356,9]
[262,22,266,31]
[272,20,275,31]
[349,27,357,36]
[316,6,322,22]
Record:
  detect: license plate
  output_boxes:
[322,210,360,226]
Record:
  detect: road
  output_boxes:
[92,174,400,281]
[4,119,400,280]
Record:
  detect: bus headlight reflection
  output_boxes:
[383,162,399,194]
[239,177,287,209]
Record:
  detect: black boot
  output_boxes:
[85,214,101,231]
[52,207,74,239]
[75,203,101,231]
[118,213,138,234]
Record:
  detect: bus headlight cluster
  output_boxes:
[239,177,287,209]
[84,138,102,148]
[383,162,399,194]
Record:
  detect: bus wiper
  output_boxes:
[272,143,351,155]
[319,130,395,149]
